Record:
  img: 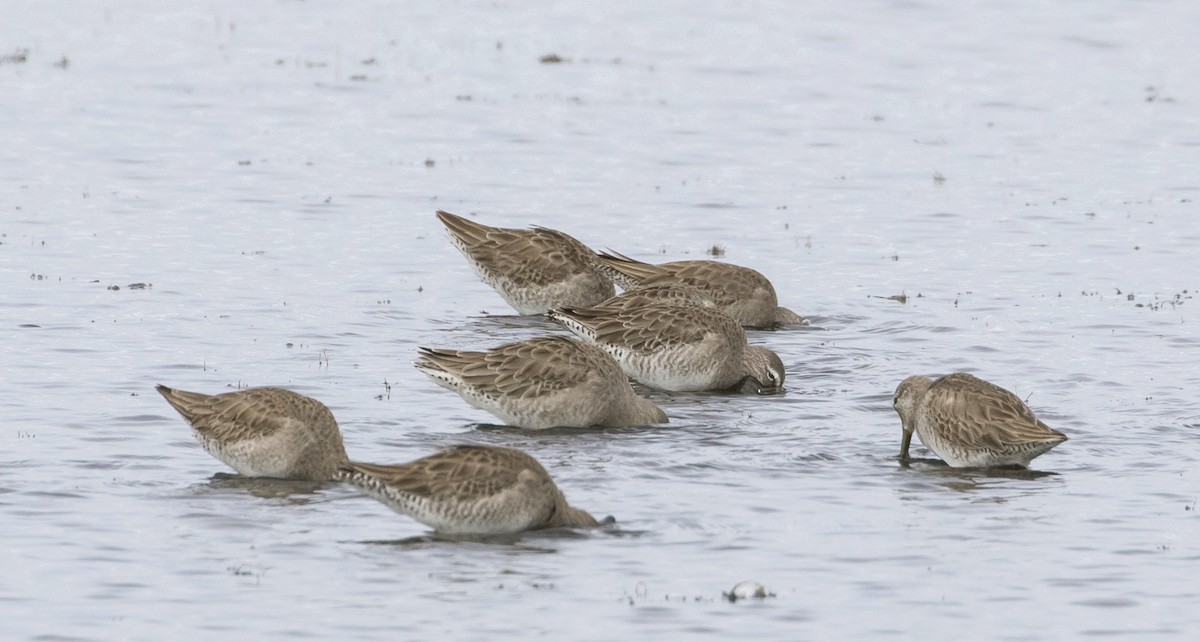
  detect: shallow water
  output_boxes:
[3,0,1200,638]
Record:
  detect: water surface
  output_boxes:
[3,0,1199,638]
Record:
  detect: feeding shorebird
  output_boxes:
[414,336,668,429]
[892,373,1068,468]
[594,250,805,328]
[155,385,350,481]
[548,302,785,393]
[435,210,614,314]
[336,445,600,536]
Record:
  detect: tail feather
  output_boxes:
[435,210,493,245]
[547,308,601,343]
[594,250,667,288]
[155,384,211,419]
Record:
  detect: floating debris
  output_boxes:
[1145,85,1175,103]
[870,292,908,304]
[1,48,29,64]
[724,581,773,602]
[1128,290,1191,311]
[540,53,565,64]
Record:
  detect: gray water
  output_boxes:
[3,0,1199,639]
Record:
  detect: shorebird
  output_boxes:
[414,336,668,429]
[594,250,805,328]
[435,210,614,314]
[155,385,350,480]
[892,373,1068,468]
[548,302,785,393]
[336,445,600,535]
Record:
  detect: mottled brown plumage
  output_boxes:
[336,445,599,535]
[155,385,350,480]
[594,250,805,328]
[893,373,1068,468]
[585,282,715,313]
[414,336,668,428]
[548,302,785,393]
[436,210,614,314]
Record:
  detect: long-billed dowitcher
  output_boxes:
[414,336,668,429]
[155,385,350,480]
[336,445,600,535]
[435,210,614,314]
[893,373,1068,468]
[595,250,805,328]
[548,302,785,393]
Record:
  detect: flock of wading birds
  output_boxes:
[157,210,1070,536]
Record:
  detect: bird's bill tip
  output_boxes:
[899,429,913,461]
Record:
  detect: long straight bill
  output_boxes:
[899,429,913,461]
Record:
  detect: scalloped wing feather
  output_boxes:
[439,212,601,286]
[590,283,714,311]
[928,374,1065,450]
[659,261,777,305]
[558,304,723,353]
[157,386,334,443]
[344,446,550,505]
[417,338,605,399]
